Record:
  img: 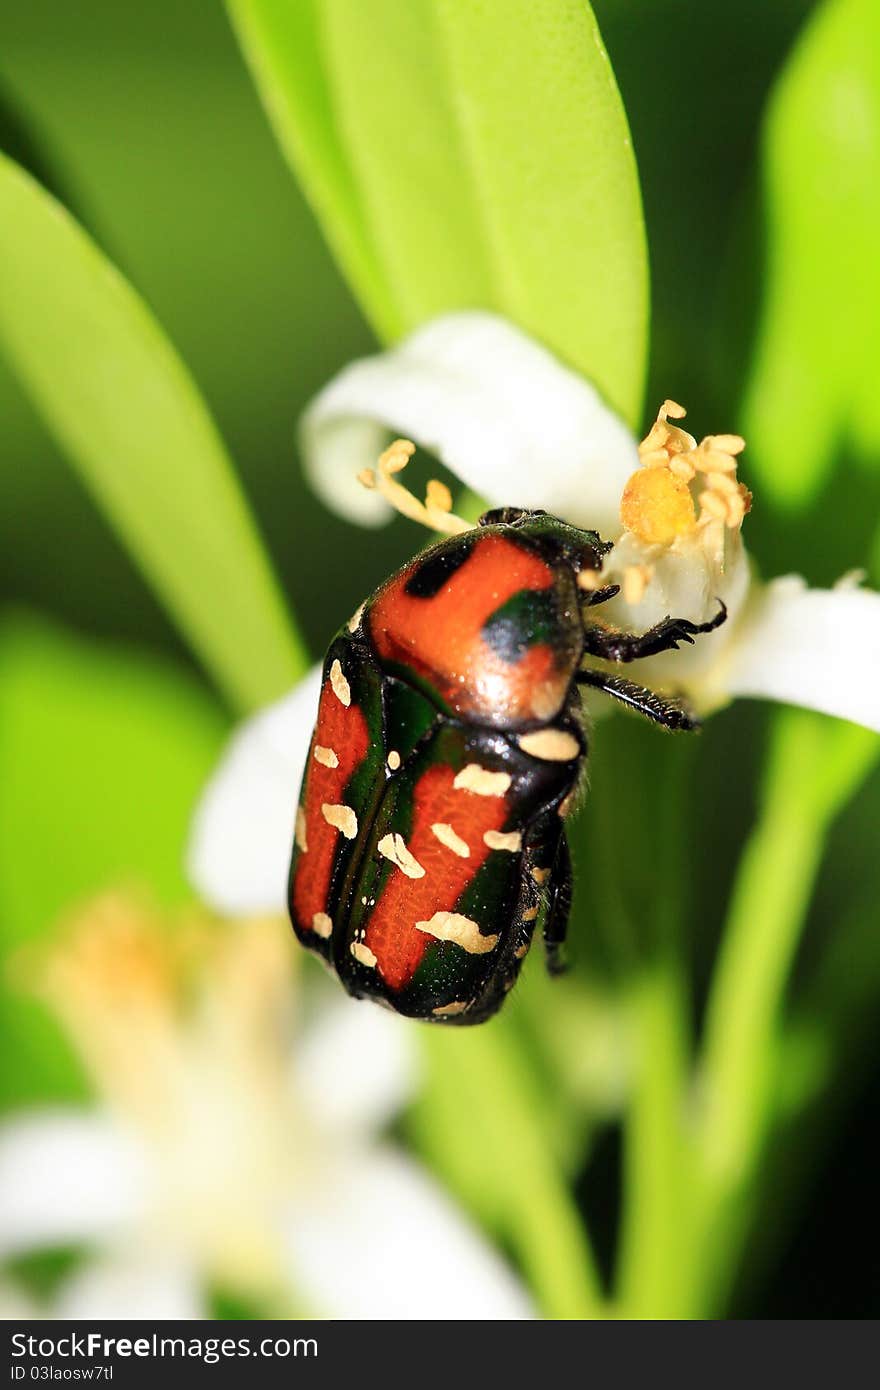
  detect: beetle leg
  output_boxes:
[543,832,573,976]
[582,599,727,663]
[576,669,700,732]
[580,583,620,608]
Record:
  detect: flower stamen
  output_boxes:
[358,440,472,536]
[623,402,751,548]
[622,564,655,605]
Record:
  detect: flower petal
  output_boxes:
[187,666,322,913]
[294,991,418,1141]
[55,1252,205,1320]
[0,1110,146,1257]
[707,577,880,730]
[301,312,639,536]
[283,1145,534,1320]
[597,533,753,696]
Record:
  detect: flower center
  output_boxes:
[620,465,696,545]
[622,398,751,548]
[20,895,309,1297]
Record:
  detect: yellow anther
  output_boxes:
[426,478,453,512]
[706,471,739,495]
[698,489,728,522]
[669,456,697,483]
[640,447,673,469]
[380,439,416,474]
[705,433,746,455]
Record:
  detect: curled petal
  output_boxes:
[301,312,639,536]
[283,1146,534,1320]
[187,666,322,914]
[0,1110,145,1257]
[706,578,880,730]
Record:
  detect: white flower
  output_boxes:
[299,312,638,536]
[0,895,533,1320]
[189,311,879,917]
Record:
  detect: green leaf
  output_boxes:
[742,0,880,509]
[0,611,229,1107]
[229,0,648,424]
[227,0,396,342]
[0,152,306,714]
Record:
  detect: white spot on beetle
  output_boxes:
[414,911,499,955]
[518,729,580,761]
[431,822,470,857]
[348,602,365,633]
[377,832,426,879]
[321,803,358,838]
[387,750,401,771]
[432,1000,471,1017]
[312,912,333,938]
[295,807,308,853]
[483,829,522,853]
[329,659,351,707]
[453,764,511,797]
[314,744,339,768]
[350,941,377,968]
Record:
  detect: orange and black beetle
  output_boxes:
[288,506,725,1024]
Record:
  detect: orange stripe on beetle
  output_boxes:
[291,677,369,934]
[364,764,509,991]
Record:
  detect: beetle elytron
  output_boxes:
[288,500,725,1024]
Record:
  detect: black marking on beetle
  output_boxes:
[481,587,560,664]
[404,537,477,598]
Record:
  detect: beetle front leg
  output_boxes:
[582,599,726,663]
[543,832,573,976]
[576,669,700,731]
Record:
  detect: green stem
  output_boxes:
[615,741,694,1316]
[692,709,878,1311]
[412,1021,606,1319]
[617,961,693,1317]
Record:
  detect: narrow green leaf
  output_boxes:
[0,153,306,713]
[230,0,648,424]
[743,0,880,508]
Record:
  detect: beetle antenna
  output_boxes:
[358,440,473,536]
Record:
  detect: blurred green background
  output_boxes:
[2,0,878,1317]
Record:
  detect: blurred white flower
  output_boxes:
[189,312,879,918]
[0,896,533,1320]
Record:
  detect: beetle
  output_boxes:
[288,493,725,1025]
